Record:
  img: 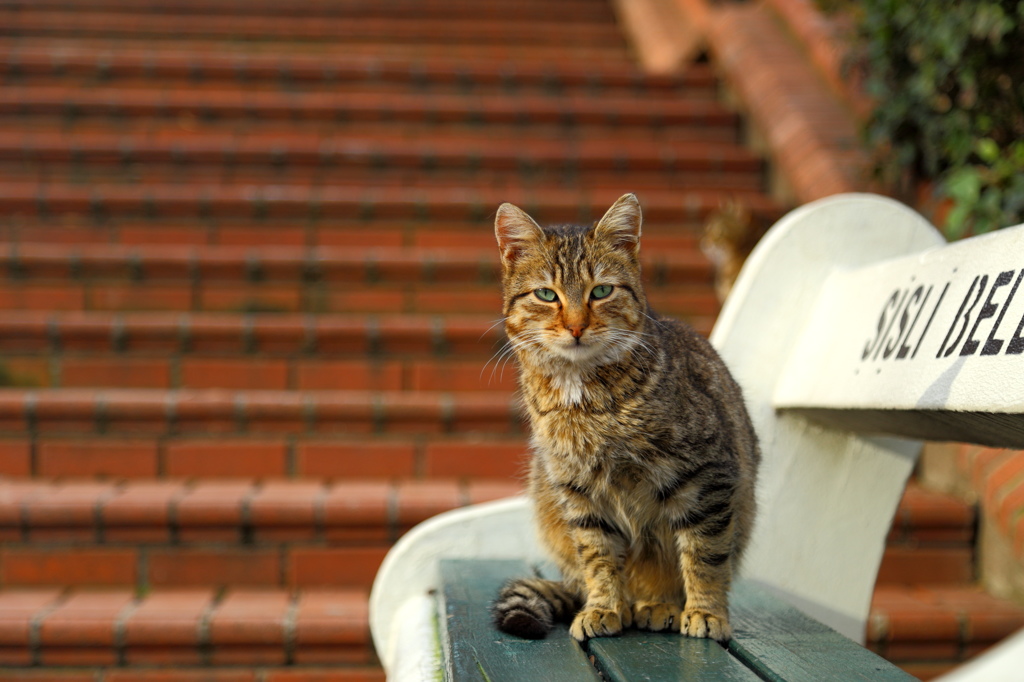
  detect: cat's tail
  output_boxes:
[492,577,580,639]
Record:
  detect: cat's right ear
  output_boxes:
[594,193,642,257]
[495,202,543,270]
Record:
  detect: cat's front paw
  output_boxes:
[680,608,731,642]
[633,602,680,632]
[569,605,631,641]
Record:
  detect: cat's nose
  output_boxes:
[567,323,587,339]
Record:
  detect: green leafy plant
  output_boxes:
[852,0,1024,237]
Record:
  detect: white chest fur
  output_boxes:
[549,370,585,405]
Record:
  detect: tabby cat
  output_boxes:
[491,193,759,642]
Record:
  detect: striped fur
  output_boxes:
[491,194,759,642]
[492,577,580,639]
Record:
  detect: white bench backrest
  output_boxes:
[712,193,1024,640]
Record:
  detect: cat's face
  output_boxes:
[495,194,648,366]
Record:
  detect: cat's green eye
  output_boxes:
[590,284,614,300]
[535,288,558,303]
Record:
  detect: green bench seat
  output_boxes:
[439,559,915,682]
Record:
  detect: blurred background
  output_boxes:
[0,1,1021,681]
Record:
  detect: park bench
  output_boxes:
[369,194,1024,681]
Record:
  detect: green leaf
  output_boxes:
[944,203,971,239]
[976,138,1000,164]
[944,168,981,203]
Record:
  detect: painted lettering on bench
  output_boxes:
[863,268,1024,362]
[937,274,987,358]
[967,270,1019,356]
[863,281,944,362]
[993,270,1024,355]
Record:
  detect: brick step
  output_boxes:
[0,433,530,479]
[2,76,716,102]
[4,169,763,195]
[3,0,612,21]
[2,170,760,195]
[0,12,624,48]
[877,484,978,586]
[0,133,758,174]
[0,480,970,586]
[0,312,508,358]
[0,279,716,316]
[0,309,713,390]
[0,477,521,591]
[0,310,524,393]
[0,221,711,251]
[0,38,632,66]
[0,243,712,286]
[868,585,1024,680]
[889,483,977,545]
[7,120,743,147]
[0,136,763,191]
[1,168,761,194]
[0,243,717,316]
[877,547,975,586]
[0,388,524,438]
[0,183,776,226]
[0,86,739,131]
[0,586,380,671]
[0,476,520,546]
[0,46,714,97]
[0,355,527,393]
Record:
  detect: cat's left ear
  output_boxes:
[594,193,642,256]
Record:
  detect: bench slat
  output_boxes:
[589,630,762,681]
[439,558,602,682]
[439,559,914,681]
[727,581,916,682]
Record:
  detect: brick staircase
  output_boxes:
[0,1,1020,681]
[872,482,1024,679]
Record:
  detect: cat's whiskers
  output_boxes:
[480,317,510,340]
[597,326,658,377]
[603,329,654,376]
[601,326,649,354]
[482,343,517,385]
[506,332,545,364]
[643,312,668,331]
[625,334,658,361]
[482,330,546,386]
